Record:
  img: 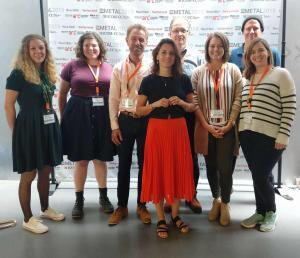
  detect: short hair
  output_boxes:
[241,15,264,32]
[243,37,273,80]
[204,32,230,63]
[12,34,57,84]
[169,16,191,33]
[126,24,148,40]
[75,32,106,61]
[151,38,183,77]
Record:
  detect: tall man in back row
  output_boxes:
[108,24,151,226]
[168,17,202,213]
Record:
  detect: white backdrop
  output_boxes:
[47,0,282,181]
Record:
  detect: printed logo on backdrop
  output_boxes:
[48,0,282,181]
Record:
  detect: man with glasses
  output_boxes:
[168,17,202,214]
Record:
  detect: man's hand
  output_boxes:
[112,129,123,145]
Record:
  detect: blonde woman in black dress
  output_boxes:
[4,34,64,234]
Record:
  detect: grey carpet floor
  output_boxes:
[0,180,299,258]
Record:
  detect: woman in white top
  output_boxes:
[239,37,296,232]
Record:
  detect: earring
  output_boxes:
[156,60,159,64]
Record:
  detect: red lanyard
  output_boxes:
[208,63,224,94]
[247,65,272,109]
[126,61,142,89]
[87,62,101,96]
[208,64,224,108]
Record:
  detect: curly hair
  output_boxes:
[75,32,106,61]
[243,37,274,80]
[12,34,57,85]
[151,38,183,77]
[204,32,230,63]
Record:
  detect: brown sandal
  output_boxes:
[156,220,168,239]
[171,216,189,234]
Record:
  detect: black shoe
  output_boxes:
[99,196,114,214]
[72,198,84,219]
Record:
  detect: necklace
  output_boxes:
[159,76,170,87]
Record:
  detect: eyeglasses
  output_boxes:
[171,28,188,34]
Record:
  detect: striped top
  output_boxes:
[192,62,243,126]
[239,67,296,146]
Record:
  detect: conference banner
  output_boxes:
[48,0,282,181]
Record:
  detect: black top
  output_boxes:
[139,73,193,119]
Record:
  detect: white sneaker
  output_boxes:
[40,207,65,221]
[23,217,48,234]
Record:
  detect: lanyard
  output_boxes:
[208,63,224,108]
[87,62,101,96]
[126,61,142,90]
[208,63,224,94]
[40,72,54,112]
[247,65,272,109]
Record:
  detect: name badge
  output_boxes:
[244,112,253,124]
[121,98,134,109]
[43,113,55,125]
[92,97,104,107]
[210,109,224,119]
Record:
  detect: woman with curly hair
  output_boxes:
[4,34,64,234]
[58,32,115,219]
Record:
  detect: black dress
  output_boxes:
[6,69,63,173]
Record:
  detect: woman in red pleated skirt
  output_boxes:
[136,38,195,239]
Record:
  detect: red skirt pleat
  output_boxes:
[141,117,195,204]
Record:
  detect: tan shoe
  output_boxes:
[108,207,128,226]
[208,198,221,221]
[220,202,231,226]
[137,205,151,224]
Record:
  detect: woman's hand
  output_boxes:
[214,121,234,137]
[169,96,195,112]
[206,124,224,138]
[169,96,184,107]
[275,142,286,150]
[152,98,170,108]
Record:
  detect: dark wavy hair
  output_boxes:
[75,32,106,61]
[243,37,273,80]
[151,38,183,76]
[204,32,230,63]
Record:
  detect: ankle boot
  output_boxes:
[208,198,221,221]
[72,191,84,219]
[220,202,231,226]
[99,188,114,213]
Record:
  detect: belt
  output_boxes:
[119,111,140,118]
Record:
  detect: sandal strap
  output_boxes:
[177,221,188,230]
[171,216,181,224]
[157,220,167,227]
[157,227,168,233]
[172,216,188,230]
[157,220,168,233]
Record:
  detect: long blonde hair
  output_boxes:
[12,34,57,85]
